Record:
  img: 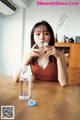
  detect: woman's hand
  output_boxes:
[44,46,60,58]
[28,44,41,59]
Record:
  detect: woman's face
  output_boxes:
[33,25,51,47]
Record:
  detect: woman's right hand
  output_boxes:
[21,44,41,66]
[28,44,41,59]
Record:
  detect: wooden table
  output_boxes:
[0,76,80,120]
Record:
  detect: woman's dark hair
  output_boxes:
[30,20,55,64]
[30,20,55,47]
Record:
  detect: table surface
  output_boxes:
[0,76,80,120]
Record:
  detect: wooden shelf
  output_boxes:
[55,42,80,85]
[55,42,72,47]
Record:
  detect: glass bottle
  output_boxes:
[19,66,31,100]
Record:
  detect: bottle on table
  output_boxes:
[19,66,31,100]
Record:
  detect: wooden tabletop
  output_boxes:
[0,76,80,120]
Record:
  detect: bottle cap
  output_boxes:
[28,99,36,107]
[44,42,48,47]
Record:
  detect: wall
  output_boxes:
[0,9,24,75]
[0,0,80,76]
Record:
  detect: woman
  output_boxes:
[13,20,68,86]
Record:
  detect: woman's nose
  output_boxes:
[40,34,44,40]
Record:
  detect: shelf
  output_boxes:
[55,42,80,85]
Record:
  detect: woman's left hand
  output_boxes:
[44,46,60,58]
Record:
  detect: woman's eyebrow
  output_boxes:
[44,30,49,32]
[35,30,40,32]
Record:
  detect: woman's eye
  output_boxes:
[45,32,49,35]
[36,34,40,36]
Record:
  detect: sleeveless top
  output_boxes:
[30,57,58,82]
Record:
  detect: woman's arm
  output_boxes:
[13,54,32,82]
[56,51,68,86]
[13,44,41,82]
[45,46,68,86]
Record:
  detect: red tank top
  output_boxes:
[30,57,58,82]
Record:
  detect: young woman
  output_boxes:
[13,20,68,86]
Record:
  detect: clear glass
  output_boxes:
[38,42,48,55]
[19,66,31,100]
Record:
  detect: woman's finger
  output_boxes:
[32,44,37,49]
[32,52,40,57]
[32,49,41,53]
[44,47,57,57]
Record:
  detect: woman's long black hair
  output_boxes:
[30,20,55,64]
